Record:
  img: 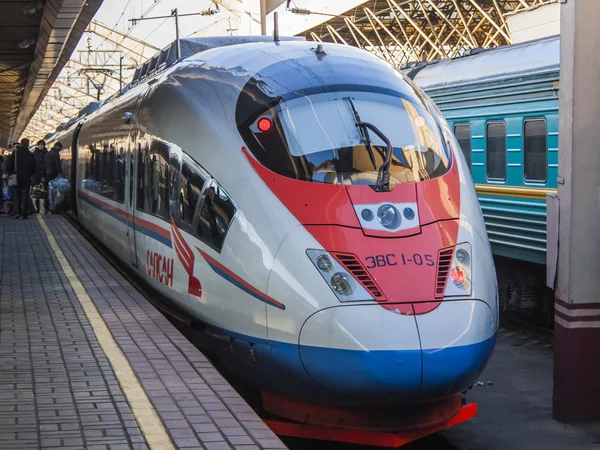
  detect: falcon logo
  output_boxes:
[170,215,202,297]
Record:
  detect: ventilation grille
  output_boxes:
[436,248,454,298]
[333,253,385,299]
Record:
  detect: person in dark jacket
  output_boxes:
[2,143,15,204]
[31,140,48,213]
[44,142,62,182]
[32,140,47,186]
[6,138,37,219]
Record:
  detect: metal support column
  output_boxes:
[260,0,267,35]
[554,0,600,423]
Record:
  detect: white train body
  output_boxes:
[48,37,498,421]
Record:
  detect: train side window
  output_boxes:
[179,157,206,227]
[197,182,236,252]
[113,144,126,203]
[168,150,181,218]
[101,144,110,197]
[453,123,471,168]
[107,145,116,199]
[486,122,506,180]
[145,140,170,219]
[60,147,71,183]
[524,119,547,183]
[93,144,102,190]
[85,145,94,183]
[137,144,146,211]
[87,143,103,194]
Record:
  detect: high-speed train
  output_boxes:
[47,36,498,436]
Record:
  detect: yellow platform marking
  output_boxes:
[37,216,175,450]
[475,184,557,200]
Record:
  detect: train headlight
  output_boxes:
[316,254,333,272]
[377,204,401,229]
[403,207,415,221]
[455,248,470,266]
[361,208,374,222]
[444,243,472,297]
[331,272,355,296]
[306,249,373,303]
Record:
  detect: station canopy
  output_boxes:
[300,0,557,66]
[21,0,557,142]
[0,0,103,147]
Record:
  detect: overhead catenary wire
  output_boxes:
[125,4,220,61]
[120,16,170,61]
[122,0,164,41]
[93,0,133,51]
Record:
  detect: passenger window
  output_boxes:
[94,145,102,185]
[453,123,471,168]
[60,147,72,183]
[84,145,94,183]
[197,182,236,252]
[137,144,147,211]
[83,144,100,193]
[524,119,547,183]
[168,151,181,218]
[104,144,114,199]
[486,122,506,180]
[129,150,135,208]
[114,144,126,203]
[81,140,125,204]
[179,157,206,226]
[146,140,170,219]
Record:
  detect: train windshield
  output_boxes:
[242,90,451,186]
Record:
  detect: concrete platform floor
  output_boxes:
[0,214,285,449]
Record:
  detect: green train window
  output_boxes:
[486,122,506,181]
[524,119,547,183]
[453,123,472,168]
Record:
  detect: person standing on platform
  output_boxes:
[2,143,15,211]
[32,140,48,213]
[44,142,62,182]
[7,138,37,219]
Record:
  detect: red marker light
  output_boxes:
[450,268,465,287]
[257,117,272,132]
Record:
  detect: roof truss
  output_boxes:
[23,19,159,140]
[301,0,557,66]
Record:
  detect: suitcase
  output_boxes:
[3,201,12,214]
[48,178,71,213]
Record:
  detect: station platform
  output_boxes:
[0,214,286,450]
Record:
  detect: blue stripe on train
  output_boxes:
[203,322,495,403]
[78,191,173,248]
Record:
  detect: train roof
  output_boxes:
[407,34,560,91]
[47,35,305,138]
[130,35,304,86]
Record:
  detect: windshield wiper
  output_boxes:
[346,97,377,170]
[345,97,411,192]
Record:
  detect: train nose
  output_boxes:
[415,299,497,398]
[298,300,496,401]
[298,304,422,400]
